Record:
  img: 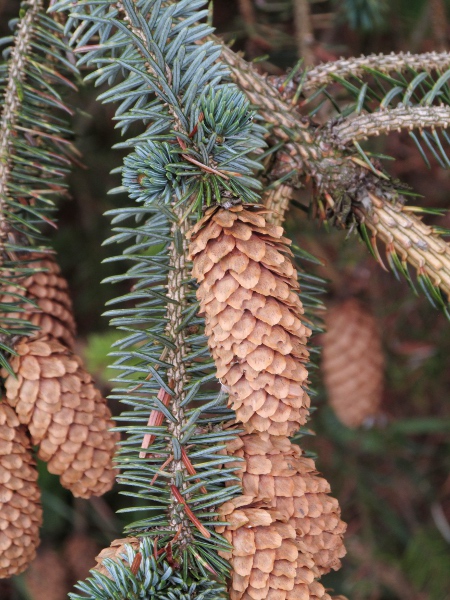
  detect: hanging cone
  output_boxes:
[217,433,346,599]
[24,547,69,600]
[322,299,384,428]
[2,337,119,498]
[0,254,76,348]
[0,403,42,578]
[188,204,312,437]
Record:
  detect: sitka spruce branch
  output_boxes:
[216,41,450,310]
[50,0,277,597]
[0,0,121,580]
[0,0,79,369]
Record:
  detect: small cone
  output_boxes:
[322,299,384,428]
[2,337,119,498]
[188,204,312,437]
[0,403,42,578]
[0,254,76,348]
[24,547,69,600]
[217,433,346,598]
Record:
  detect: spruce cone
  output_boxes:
[2,337,118,498]
[24,547,69,600]
[0,403,42,578]
[0,255,76,348]
[188,205,312,436]
[322,299,384,428]
[217,433,346,599]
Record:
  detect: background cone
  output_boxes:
[322,299,384,428]
[0,403,42,578]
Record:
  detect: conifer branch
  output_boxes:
[284,51,450,94]
[0,0,43,244]
[363,195,450,302]
[0,0,79,370]
[332,105,450,145]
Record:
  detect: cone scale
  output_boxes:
[188,204,346,600]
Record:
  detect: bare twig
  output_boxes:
[293,0,315,66]
[332,105,450,145]
[278,51,450,95]
[364,195,450,299]
[430,0,448,52]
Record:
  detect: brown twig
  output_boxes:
[293,0,315,66]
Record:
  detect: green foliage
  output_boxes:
[70,538,226,600]
[50,0,267,593]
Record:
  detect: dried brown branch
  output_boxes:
[430,0,448,52]
[293,0,315,66]
[332,105,450,145]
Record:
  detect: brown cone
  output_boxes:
[94,537,140,578]
[2,337,119,498]
[217,433,346,599]
[24,547,69,600]
[188,205,312,437]
[322,299,384,428]
[0,403,42,578]
[0,254,76,348]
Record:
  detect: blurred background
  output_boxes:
[1,0,450,598]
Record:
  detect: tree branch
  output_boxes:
[218,39,450,303]
[0,0,43,247]
[364,195,450,300]
[332,105,450,145]
[293,51,450,94]
[293,0,315,67]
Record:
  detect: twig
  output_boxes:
[293,0,315,66]
[268,51,450,97]
[430,0,448,52]
[332,105,450,145]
